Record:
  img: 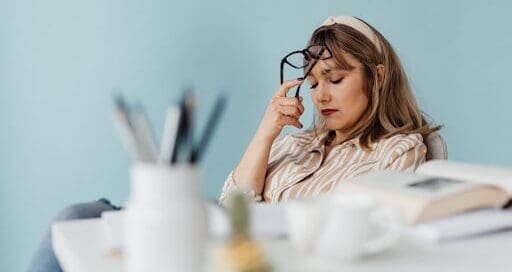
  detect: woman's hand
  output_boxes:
[255,79,305,143]
[227,79,304,196]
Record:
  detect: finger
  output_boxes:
[279,115,303,129]
[277,97,305,114]
[278,105,302,119]
[298,103,305,115]
[274,78,303,98]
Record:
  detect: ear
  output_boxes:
[376,64,385,89]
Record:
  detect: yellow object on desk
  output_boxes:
[211,192,272,272]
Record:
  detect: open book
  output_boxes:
[337,160,512,224]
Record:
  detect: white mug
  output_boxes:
[124,163,208,272]
[285,198,326,253]
[286,194,400,261]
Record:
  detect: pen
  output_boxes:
[160,105,181,163]
[131,104,159,162]
[171,89,194,164]
[190,94,227,164]
[113,95,141,161]
[184,89,196,163]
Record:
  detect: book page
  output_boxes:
[341,171,481,201]
[337,171,489,223]
[417,160,512,195]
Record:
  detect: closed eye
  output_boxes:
[331,78,344,84]
[309,77,343,89]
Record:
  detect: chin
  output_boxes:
[324,121,344,131]
[325,125,353,134]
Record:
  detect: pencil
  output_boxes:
[190,94,227,163]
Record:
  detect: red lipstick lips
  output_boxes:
[321,109,338,116]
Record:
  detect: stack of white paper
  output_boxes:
[407,208,512,243]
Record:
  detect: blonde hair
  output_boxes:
[306,18,441,149]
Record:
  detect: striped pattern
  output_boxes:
[220,131,426,204]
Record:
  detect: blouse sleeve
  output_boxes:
[378,134,427,172]
[218,171,263,206]
[218,134,290,206]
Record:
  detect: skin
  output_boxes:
[308,54,369,155]
[232,52,384,195]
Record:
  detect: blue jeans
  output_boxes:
[27,198,122,272]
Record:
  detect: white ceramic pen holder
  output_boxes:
[124,163,208,272]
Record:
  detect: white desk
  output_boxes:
[52,218,511,272]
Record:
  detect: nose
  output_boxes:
[313,82,331,104]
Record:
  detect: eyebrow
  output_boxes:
[321,67,342,75]
[308,66,344,80]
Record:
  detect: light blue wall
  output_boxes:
[1,0,511,270]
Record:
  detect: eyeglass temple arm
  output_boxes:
[294,59,318,98]
[280,60,285,84]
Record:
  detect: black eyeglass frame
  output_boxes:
[280,45,332,97]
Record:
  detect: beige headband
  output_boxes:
[320,16,382,54]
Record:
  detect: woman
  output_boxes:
[220,16,439,204]
[28,16,439,271]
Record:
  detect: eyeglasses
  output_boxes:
[280,44,332,97]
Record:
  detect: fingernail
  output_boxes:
[299,96,303,101]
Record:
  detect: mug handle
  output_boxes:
[361,207,401,255]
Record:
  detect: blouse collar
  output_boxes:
[290,130,361,152]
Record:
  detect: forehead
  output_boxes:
[314,59,340,73]
[308,52,360,77]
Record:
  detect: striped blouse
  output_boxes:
[219,130,427,204]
